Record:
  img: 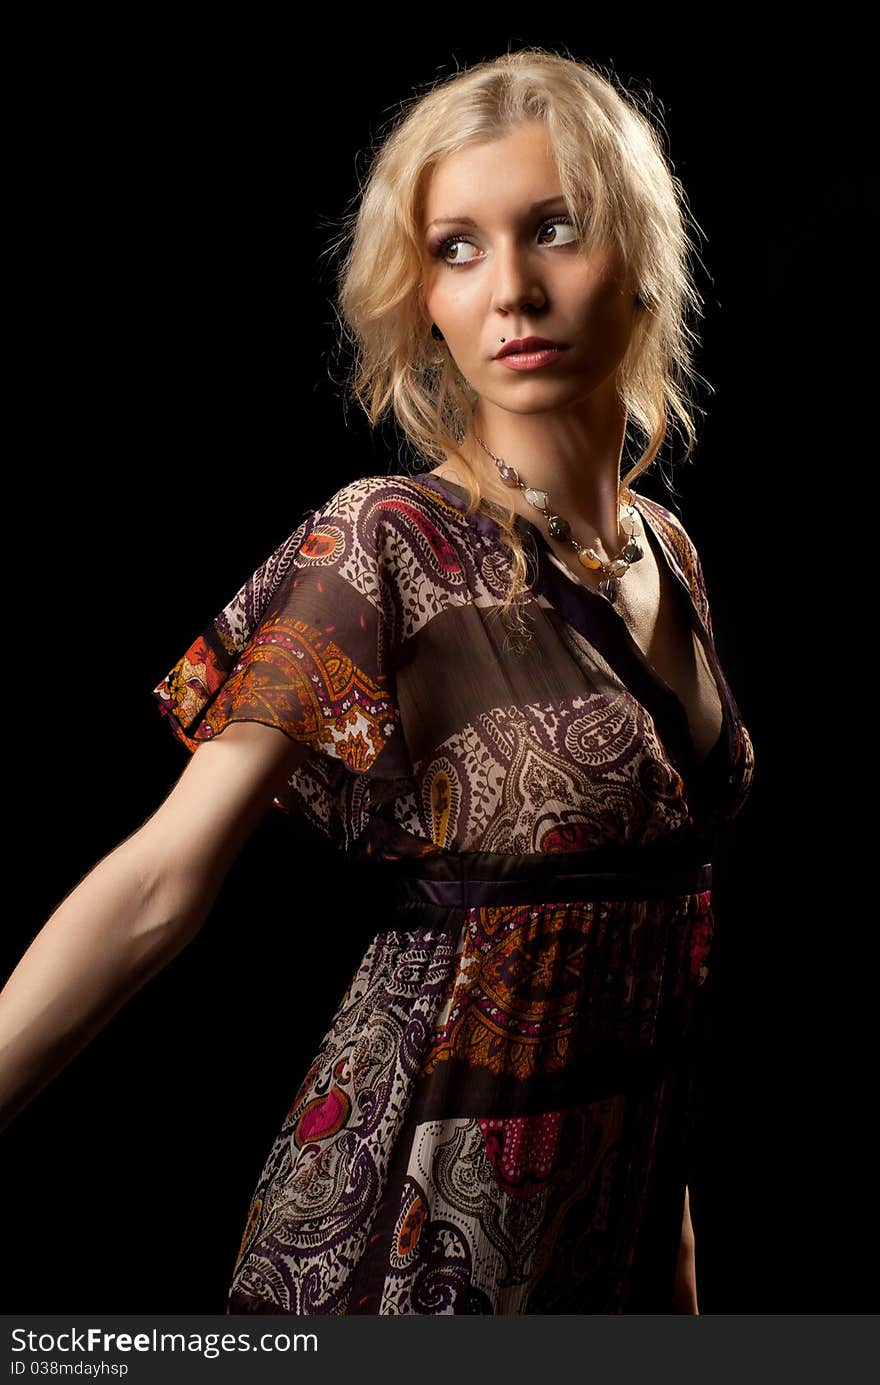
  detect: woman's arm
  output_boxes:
[671,1184,699,1313]
[0,722,310,1133]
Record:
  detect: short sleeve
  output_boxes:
[151,476,411,849]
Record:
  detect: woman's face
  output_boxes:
[420,119,639,416]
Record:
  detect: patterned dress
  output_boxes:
[152,470,755,1314]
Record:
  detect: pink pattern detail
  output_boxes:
[478,1110,564,1199]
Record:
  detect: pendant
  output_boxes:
[599,576,620,603]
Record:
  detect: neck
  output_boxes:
[460,384,629,557]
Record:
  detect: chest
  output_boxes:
[546,530,724,764]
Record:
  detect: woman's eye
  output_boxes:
[442,239,480,266]
[538,217,578,247]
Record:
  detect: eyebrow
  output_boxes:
[426,195,569,232]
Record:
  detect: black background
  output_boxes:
[3,20,874,1313]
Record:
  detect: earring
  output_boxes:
[431,323,444,341]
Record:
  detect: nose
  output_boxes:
[490,239,547,316]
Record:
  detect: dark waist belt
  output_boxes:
[351,838,713,909]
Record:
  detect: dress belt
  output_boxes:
[352,838,713,909]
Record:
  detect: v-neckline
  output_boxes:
[413,470,732,782]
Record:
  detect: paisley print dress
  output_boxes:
[152,470,755,1314]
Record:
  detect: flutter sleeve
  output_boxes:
[150,476,411,849]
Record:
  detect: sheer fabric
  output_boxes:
[152,471,755,1313]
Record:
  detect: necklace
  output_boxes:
[473,431,645,605]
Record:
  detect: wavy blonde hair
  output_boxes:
[329,46,707,649]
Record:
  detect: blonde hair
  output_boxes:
[329,46,707,647]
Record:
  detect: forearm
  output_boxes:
[680,1184,695,1252]
[672,1184,699,1313]
[0,835,200,1133]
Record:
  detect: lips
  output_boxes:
[495,336,568,359]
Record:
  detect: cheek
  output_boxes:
[569,243,632,318]
[427,288,485,353]
[570,272,636,357]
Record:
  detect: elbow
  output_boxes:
[119,834,221,965]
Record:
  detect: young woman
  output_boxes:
[0,48,755,1314]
